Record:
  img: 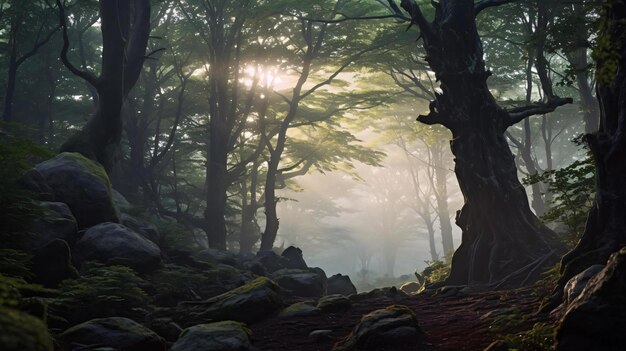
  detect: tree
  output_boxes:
[387,0,570,288]
[56,0,151,171]
[554,0,626,300]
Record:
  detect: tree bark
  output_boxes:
[554,0,626,301]
[57,0,151,172]
[398,0,566,288]
[432,143,454,256]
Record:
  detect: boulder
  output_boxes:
[256,250,288,273]
[194,248,238,266]
[556,248,626,351]
[74,222,162,273]
[31,239,79,288]
[0,306,53,351]
[327,274,357,296]
[120,213,160,244]
[310,329,333,341]
[31,201,78,248]
[178,277,283,325]
[281,246,308,269]
[400,281,422,295]
[317,294,352,313]
[278,302,320,318]
[111,189,131,212]
[563,264,604,305]
[58,317,166,351]
[18,169,55,201]
[171,321,253,351]
[272,268,327,297]
[333,305,424,351]
[34,153,118,228]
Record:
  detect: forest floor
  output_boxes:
[252,285,553,351]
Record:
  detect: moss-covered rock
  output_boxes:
[178,277,283,325]
[272,268,327,297]
[31,239,79,288]
[278,301,320,318]
[171,321,253,351]
[34,153,118,228]
[74,222,162,273]
[333,305,424,351]
[30,201,78,248]
[0,306,53,351]
[317,294,352,313]
[58,317,166,351]
[327,274,357,296]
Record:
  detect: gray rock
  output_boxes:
[278,302,320,318]
[327,274,357,296]
[31,239,79,288]
[171,321,253,351]
[74,222,162,273]
[120,213,160,245]
[272,268,327,297]
[281,246,308,269]
[195,248,238,266]
[31,201,78,247]
[309,329,333,341]
[256,250,288,273]
[111,189,131,212]
[35,153,118,228]
[18,169,55,201]
[317,294,351,313]
[564,264,604,305]
[556,248,626,351]
[58,317,166,351]
[333,305,424,351]
[178,277,283,325]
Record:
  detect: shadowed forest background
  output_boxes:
[1,0,625,350]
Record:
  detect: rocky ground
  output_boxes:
[2,151,624,351]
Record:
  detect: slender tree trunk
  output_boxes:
[433,144,454,256]
[425,216,439,262]
[399,0,565,288]
[3,30,18,122]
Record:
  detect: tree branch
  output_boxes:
[56,0,99,87]
[507,97,573,126]
[475,0,518,15]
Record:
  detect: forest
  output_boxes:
[0,0,625,350]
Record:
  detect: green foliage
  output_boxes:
[502,322,555,351]
[52,264,148,324]
[0,306,53,351]
[421,256,452,285]
[147,264,220,306]
[525,155,595,246]
[593,2,623,84]
[157,220,203,253]
[0,134,52,246]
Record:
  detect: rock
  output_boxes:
[31,239,79,288]
[556,248,626,351]
[278,302,320,318]
[317,294,352,313]
[333,305,424,351]
[328,274,357,296]
[18,169,55,201]
[31,201,79,248]
[400,281,422,295]
[120,213,160,245]
[34,153,118,228]
[350,287,403,302]
[171,321,253,351]
[145,318,183,342]
[178,277,283,325]
[111,189,131,212]
[0,306,53,351]
[310,329,333,341]
[272,268,327,297]
[256,250,288,273]
[195,248,238,266]
[281,246,308,269]
[74,222,162,273]
[563,264,604,305]
[58,317,166,351]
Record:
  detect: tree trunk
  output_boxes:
[554,0,626,300]
[433,144,454,256]
[58,0,151,172]
[260,155,280,252]
[425,216,439,262]
[3,29,18,122]
[399,0,565,288]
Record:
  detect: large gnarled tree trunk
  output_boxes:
[396,0,570,288]
[554,0,626,299]
[56,0,151,172]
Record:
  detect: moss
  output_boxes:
[63,152,111,191]
[0,306,53,351]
